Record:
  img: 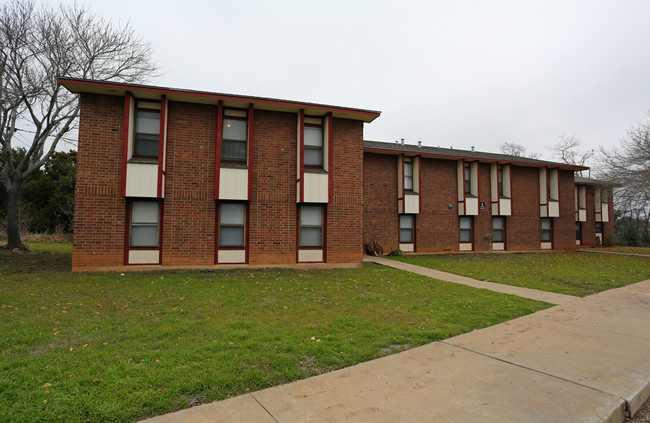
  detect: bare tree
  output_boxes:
[551,134,593,176]
[498,142,541,159]
[597,117,650,245]
[0,0,158,250]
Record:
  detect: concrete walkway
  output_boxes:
[364,255,579,305]
[141,279,650,423]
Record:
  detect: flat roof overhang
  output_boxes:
[59,78,381,123]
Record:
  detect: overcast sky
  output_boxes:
[59,0,650,162]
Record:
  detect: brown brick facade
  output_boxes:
[363,153,582,254]
[73,93,366,271]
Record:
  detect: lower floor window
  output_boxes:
[541,218,552,242]
[219,202,246,247]
[130,200,160,247]
[595,222,603,234]
[460,216,473,242]
[399,214,414,243]
[576,222,582,241]
[492,217,505,242]
[299,204,324,247]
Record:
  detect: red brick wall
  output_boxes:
[73,94,126,269]
[162,102,216,265]
[72,94,365,270]
[363,156,580,254]
[363,153,398,252]
[581,185,616,247]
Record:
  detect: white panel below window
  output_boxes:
[540,204,548,218]
[399,243,414,252]
[548,201,560,217]
[298,249,323,263]
[465,197,479,215]
[217,249,246,264]
[126,163,158,197]
[492,242,505,251]
[219,167,248,200]
[578,209,587,222]
[499,198,512,216]
[576,240,581,246]
[303,172,328,203]
[601,205,609,222]
[129,250,159,264]
[404,194,419,214]
[459,243,473,251]
[541,242,553,250]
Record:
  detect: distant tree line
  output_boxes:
[0,149,75,236]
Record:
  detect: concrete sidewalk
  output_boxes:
[364,255,579,305]
[141,279,650,423]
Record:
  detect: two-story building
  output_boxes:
[62,78,613,271]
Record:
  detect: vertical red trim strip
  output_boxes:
[215,101,223,199]
[399,154,406,213]
[121,95,131,197]
[417,156,422,214]
[248,104,254,202]
[327,113,333,203]
[123,199,131,265]
[157,95,167,198]
[462,160,467,215]
[299,110,305,203]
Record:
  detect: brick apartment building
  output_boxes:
[363,142,614,254]
[61,78,614,271]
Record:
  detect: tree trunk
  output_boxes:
[3,186,28,251]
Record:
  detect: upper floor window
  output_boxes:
[130,200,160,247]
[134,109,160,158]
[498,165,504,196]
[304,124,324,168]
[222,114,248,163]
[404,161,413,191]
[464,164,471,194]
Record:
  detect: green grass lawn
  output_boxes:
[0,242,549,423]
[391,252,650,297]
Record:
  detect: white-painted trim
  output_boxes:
[303,172,328,203]
[459,243,473,251]
[298,249,323,263]
[125,163,158,197]
[219,167,248,200]
[399,243,414,252]
[217,249,246,264]
[129,250,159,264]
[541,242,553,250]
[492,242,505,251]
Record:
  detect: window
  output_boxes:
[219,203,246,247]
[222,116,248,163]
[595,222,603,234]
[404,161,413,191]
[130,201,160,247]
[460,216,473,242]
[299,205,324,247]
[498,165,504,197]
[304,125,324,167]
[493,217,505,242]
[464,164,471,194]
[399,215,414,243]
[576,222,582,241]
[541,218,552,242]
[134,109,160,157]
